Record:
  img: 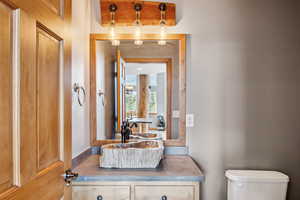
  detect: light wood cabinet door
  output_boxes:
[134,185,195,200]
[73,186,131,200]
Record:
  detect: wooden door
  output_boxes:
[0,0,72,199]
[116,50,126,131]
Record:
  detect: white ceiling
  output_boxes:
[125,63,166,75]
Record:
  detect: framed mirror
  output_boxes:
[90,34,186,146]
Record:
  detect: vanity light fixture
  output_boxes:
[134,40,143,46]
[111,40,120,46]
[158,3,167,46]
[109,3,120,46]
[158,40,167,45]
[133,3,143,46]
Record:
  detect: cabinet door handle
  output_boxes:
[161,195,167,200]
[97,195,103,200]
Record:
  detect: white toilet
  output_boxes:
[226,170,289,200]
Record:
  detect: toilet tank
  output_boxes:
[226,170,289,200]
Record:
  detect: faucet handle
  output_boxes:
[161,195,167,200]
[121,121,126,130]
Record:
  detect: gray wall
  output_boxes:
[185,1,300,200]
[157,72,166,117]
[72,0,91,158]
[91,0,300,199]
[95,41,115,140]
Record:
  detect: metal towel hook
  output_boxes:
[73,83,86,106]
[98,89,105,106]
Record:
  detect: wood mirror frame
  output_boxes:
[90,33,186,147]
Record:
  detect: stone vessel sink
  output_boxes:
[100,140,164,169]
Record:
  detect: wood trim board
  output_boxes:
[100,0,176,26]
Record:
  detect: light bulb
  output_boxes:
[109,26,120,46]
[134,38,143,45]
[111,40,120,46]
[110,26,116,40]
[108,4,119,46]
[134,40,143,46]
[134,24,143,46]
[134,24,143,45]
[158,24,167,45]
[135,25,142,38]
[133,3,143,45]
[160,25,166,39]
[158,40,166,45]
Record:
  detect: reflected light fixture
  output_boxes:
[133,3,143,46]
[158,3,167,46]
[158,40,167,46]
[109,3,120,46]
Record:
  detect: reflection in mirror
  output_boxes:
[124,61,168,139]
[94,39,181,142]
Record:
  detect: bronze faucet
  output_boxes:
[121,120,138,143]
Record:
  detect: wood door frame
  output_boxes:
[123,58,173,140]
[116,50,126,132]
[90,34,186,147]
[116,50,121,132]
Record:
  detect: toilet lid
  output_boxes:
[225,170,289,183]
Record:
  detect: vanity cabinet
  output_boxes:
[72,182,199,200]
[72,155,203,200]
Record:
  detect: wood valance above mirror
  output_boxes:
[100,0,176,26]
[90,34,186,146]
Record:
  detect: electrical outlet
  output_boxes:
[186,114,194,127]
[172,110,180,118]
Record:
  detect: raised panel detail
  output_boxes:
[36,28,61,171]
[20,10,38,184]
[0,1,13,193]
[42,0,63,16]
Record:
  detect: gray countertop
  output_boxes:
[73,155,204,182]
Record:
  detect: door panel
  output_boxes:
[4,163,65,200]
[19,9,38,184]
[41,0,63,16]
[0,1,13,194]
[36,27,61,171]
